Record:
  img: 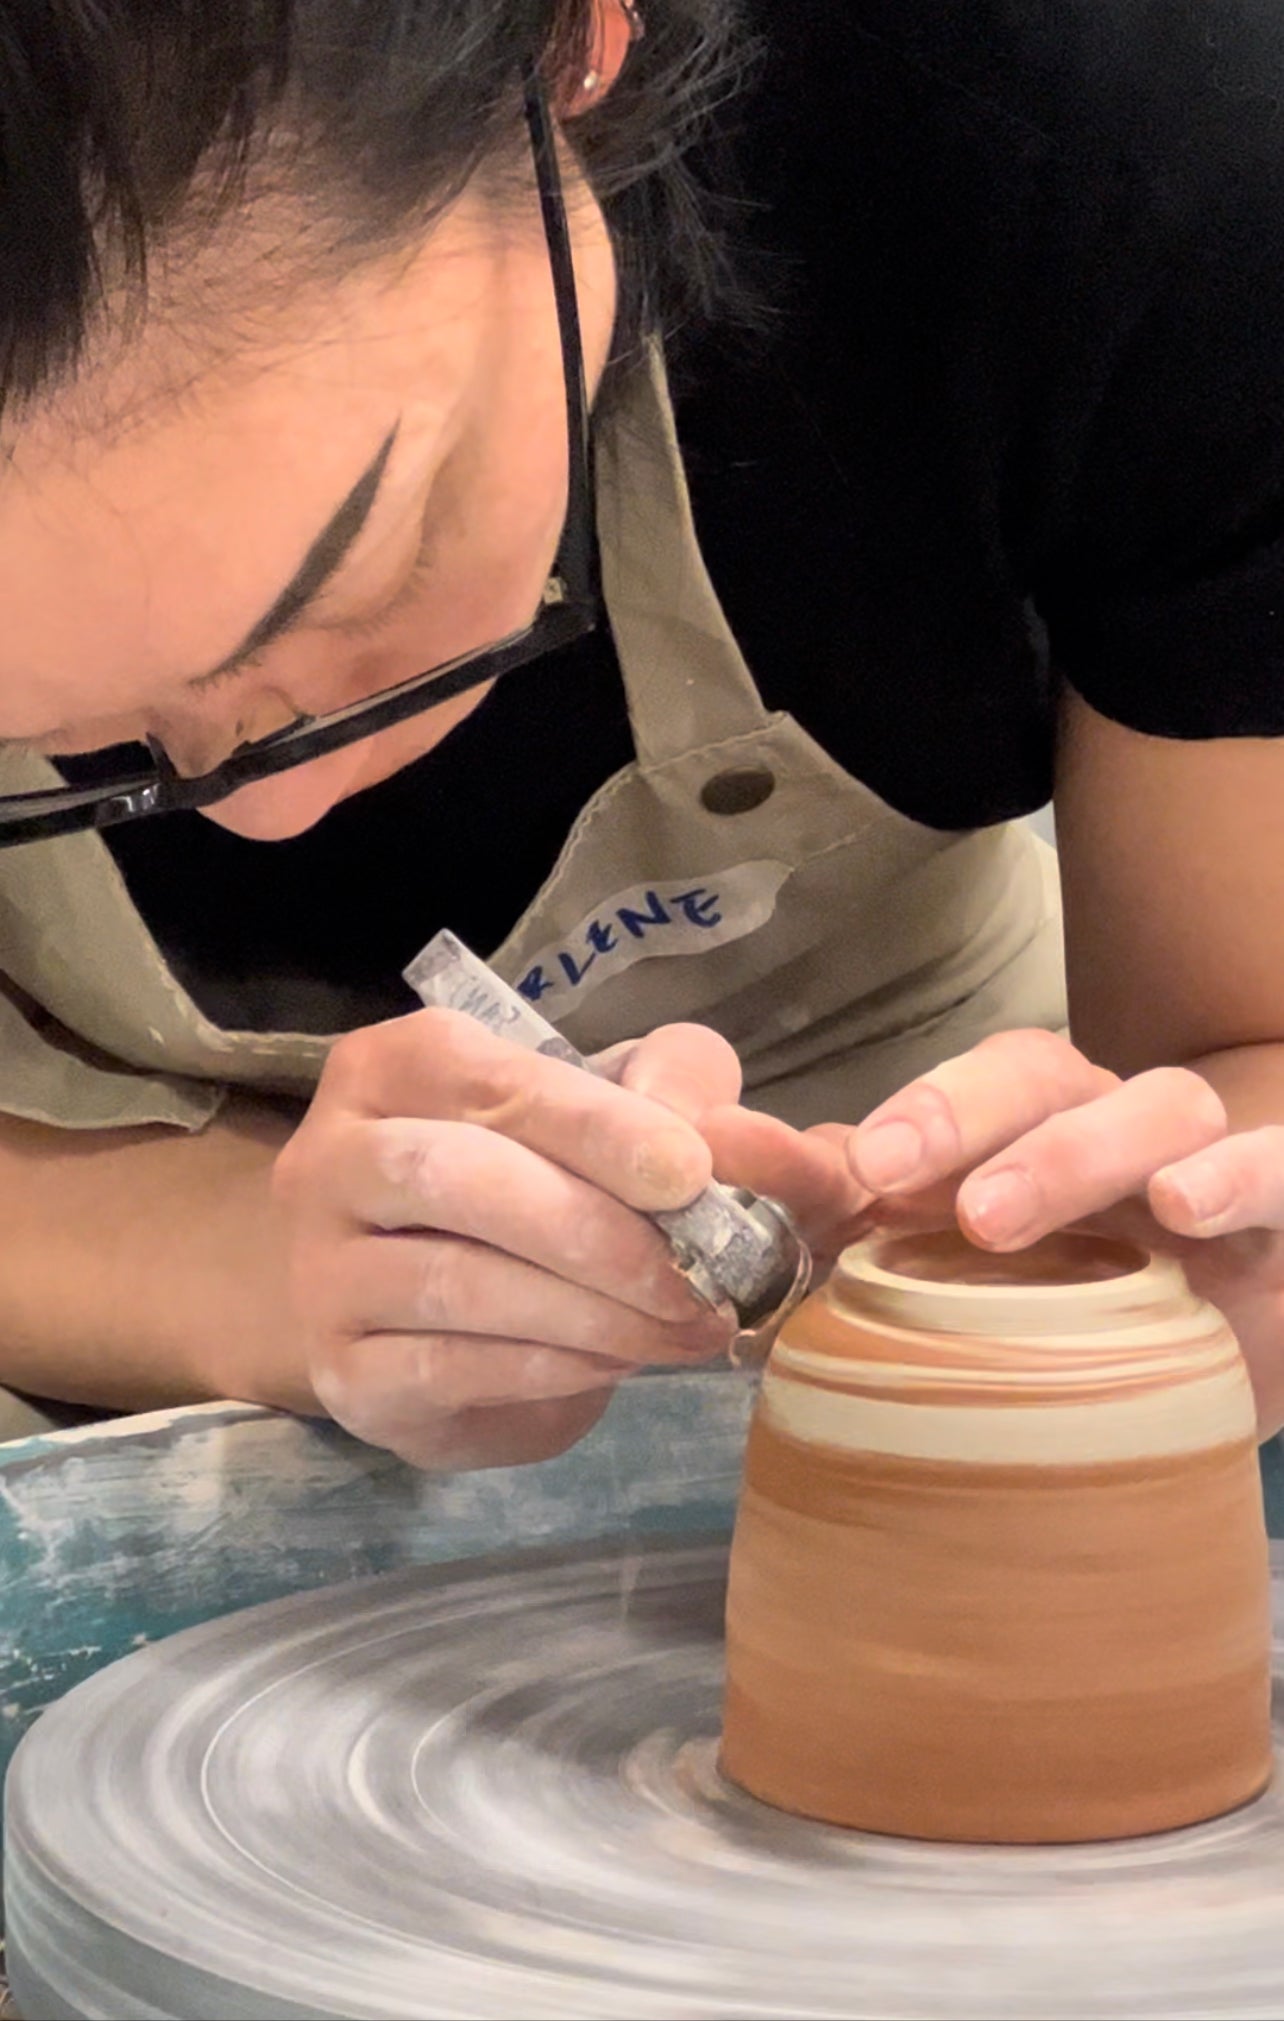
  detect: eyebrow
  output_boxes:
[191,422,401,685]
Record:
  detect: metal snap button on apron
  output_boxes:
[489,341,1066,1124]
[700,766,777,815]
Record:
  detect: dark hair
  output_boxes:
[0,0,754,418]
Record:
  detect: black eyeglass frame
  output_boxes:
[0,68,601,849]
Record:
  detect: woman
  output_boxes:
[0,0,1278,1467]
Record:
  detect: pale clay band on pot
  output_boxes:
[762,1234,1255,1466]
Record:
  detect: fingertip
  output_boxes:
[1147,1159,1235,1236]
[848,1119,925,1193]
[619,1024,743,1116]
[952,1211,1031,1255]
[630,1121,714,1210]
[623,1070,707,1127]
[1146,1187,1196,1239]
[841,1127,869,1184]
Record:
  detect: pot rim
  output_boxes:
[829,1229,1204,1339]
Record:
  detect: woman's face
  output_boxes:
[0,164,617,841]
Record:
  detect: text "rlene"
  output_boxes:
[519,887,723,1000]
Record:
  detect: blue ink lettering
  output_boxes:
[669,888,722,929]
[616,891,671,940]
[558,948,598,989]
[587,918,618,956]
[518,967,555,1003]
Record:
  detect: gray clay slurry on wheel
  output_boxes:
[8,1539,1284,2019]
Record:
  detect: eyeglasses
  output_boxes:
[0,67,601,849]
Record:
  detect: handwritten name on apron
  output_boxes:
[517,860,792,1015]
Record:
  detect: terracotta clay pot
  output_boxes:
[721,1228,1273,1843]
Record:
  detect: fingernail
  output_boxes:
[633,1127,703,1206]
[964,1169,1039,1243]
[1158,1169,1234,1230]
[856,1120,925,1190]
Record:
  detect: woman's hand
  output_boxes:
[752,1028,1284,1436]
[272,1010,739,1471]
[842,1029,1284,1432]
[692,1029,1284,1435]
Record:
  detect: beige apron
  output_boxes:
[0,350,1063,1430]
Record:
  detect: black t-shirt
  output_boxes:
[104,0,1284,1033]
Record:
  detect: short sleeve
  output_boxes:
[1027,9,1284,737]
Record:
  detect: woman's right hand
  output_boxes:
[271,1008,739,1471]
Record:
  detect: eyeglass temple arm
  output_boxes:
[522,68,599,609]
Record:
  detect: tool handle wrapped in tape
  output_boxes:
[403,930,811,1353]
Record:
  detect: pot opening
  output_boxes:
[869,1227,1149,1290]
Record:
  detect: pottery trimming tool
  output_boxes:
[404,930,811,1359]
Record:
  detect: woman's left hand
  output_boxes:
[666,1030,1284,1436]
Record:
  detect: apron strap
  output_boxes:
[596,343,777,771]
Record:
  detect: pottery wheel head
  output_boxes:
[7,1539,1284,2019]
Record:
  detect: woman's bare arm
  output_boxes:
[0,1097,313,1413]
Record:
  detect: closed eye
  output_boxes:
[324,520,439,645]
[187,658,258,696]
[186,513,440,695]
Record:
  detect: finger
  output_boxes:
[847,1030,1120,1195]
[807,1123,859,1150]
[372,1393,615,1473]
[598,1023,743,1123]
[315,1231,732,1364]
[312,1334,631,1449]
[837,1181,969,1246]
[317,1010,713,1211]
[954,1066,1227,1249]
[700,1106,872,1243]
[1149,1125,1284,1238]
[285,1116,712,1324]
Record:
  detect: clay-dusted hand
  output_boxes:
[684,1029,1284,1435]
[271,1010,737,1470]
[834,1029,1284,1437]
